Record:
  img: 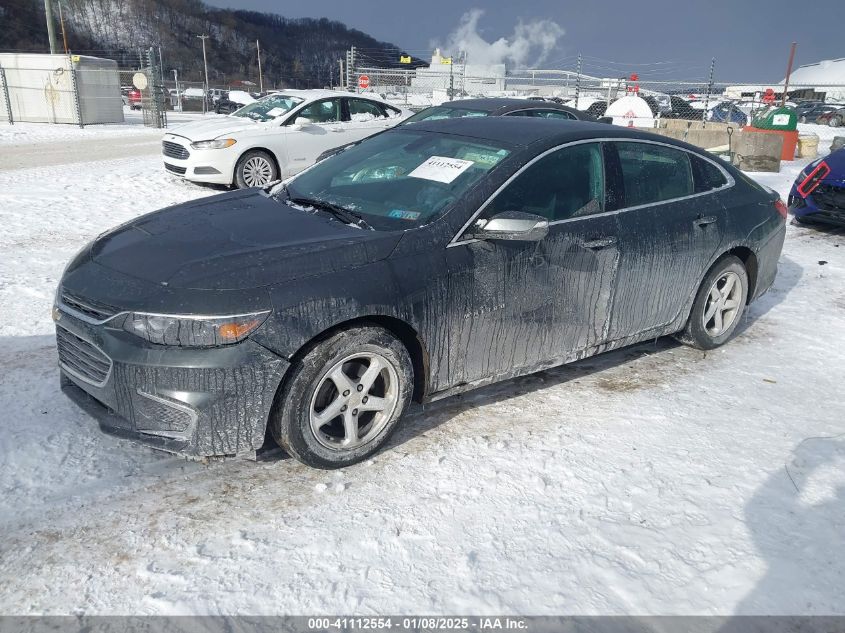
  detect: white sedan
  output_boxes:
[161,90,412,188]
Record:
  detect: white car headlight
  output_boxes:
[122,311,269,347]
[190,138,237,150]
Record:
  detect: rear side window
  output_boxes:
[690,154,728,192]
[482,142,604,222]
[616,142,693,207]
[348,98,387,120]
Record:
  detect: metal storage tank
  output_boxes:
[0,53,124,125]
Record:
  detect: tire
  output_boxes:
[270,326,414,469]
[234,150,279,188]
[829,117,842,128]
[799,115,807,124]
[676,255,749,350]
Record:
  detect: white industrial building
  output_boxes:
[724,57,845,103]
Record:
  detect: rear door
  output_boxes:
[444,142,621,387]
[605,141,727,340]
[344,98,401,141]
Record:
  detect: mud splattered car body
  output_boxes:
[56,118,786,467]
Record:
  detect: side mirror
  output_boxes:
[465,211,549,242]
[290,116,313,130]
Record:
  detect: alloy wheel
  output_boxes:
[309,352,399,451]
[702,271,742,337]
[241,156,274,186]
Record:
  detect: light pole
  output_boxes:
[196,34,210,113]
[256,40,264,93]
[43,0,58,54]
[172,69,181,112]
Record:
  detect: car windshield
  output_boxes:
[405,106,491,123]
[231,94,304,122]
[282,130,512,230]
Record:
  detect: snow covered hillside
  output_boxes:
[0,122,843,615]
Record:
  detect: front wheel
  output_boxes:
[234,150,279,188]
[829,116,842,128]
[676,256,749,350]
[270,326,414,469]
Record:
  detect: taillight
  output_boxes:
[774,198,788,219]
[796,161,830,198]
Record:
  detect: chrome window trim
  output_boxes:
[447,137,735,247]
[56,323,113,388]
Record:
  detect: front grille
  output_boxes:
[60,288,117,321]
[164,163,187,175]
[162,140,190,160]
[813,184,845,213]
[56,326,112,386]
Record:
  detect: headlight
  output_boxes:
[190,138,237,150]
[122,311,269,347]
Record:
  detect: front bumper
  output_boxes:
[162,135,239,185]
[56,308,289,458]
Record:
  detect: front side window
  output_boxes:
[615,142,693,207]
[479,143,605,222]
[294,98,342,124]
[348,98,387,121]
[231,94,304,122]
[283,130,512,230]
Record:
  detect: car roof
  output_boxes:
[436,98,574,114]
[405,116,694,150]
[266,89,392,104]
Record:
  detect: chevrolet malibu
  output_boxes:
[57,118,786,468]
[162,89,411,188]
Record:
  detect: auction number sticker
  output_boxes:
[409,156,474,183]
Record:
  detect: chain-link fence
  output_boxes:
[0,50,170,128]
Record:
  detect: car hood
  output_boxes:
[166,116,272,141]
[88,190,402,290]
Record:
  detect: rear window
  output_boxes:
[616,142,693,207]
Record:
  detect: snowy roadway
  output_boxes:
[0,121,843,615]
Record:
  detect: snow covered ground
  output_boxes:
[0,121,843,616]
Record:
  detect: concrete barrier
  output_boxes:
[735,130,783,172]
[831,136,845,152]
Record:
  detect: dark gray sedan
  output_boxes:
[403,98,598,123]
[56,118,786,468]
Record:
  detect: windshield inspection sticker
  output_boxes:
[409,156,474,183]
[388,209,421,220]
[266,107,286,117]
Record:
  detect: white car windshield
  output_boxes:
[232,94,304,122]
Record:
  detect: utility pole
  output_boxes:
[702,57,716,126]
[575,53,582,107]
[57,0,69,55]
[43,0,58,54]
[196,34,210,113]
[256,40,264,93]
[782,42,797,106]
[338,59,344,90]
[172,69,181,111]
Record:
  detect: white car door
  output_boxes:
[281,98,349,177]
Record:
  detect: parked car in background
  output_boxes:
[126,88,142,110]
[58,118,786,468]
[816,108,845,127]
[403,98,600,124]
[161,90,412,187]
[788,148,845,225]
[663,96,701,121]
[798,104,843,124]
[708,102,748,126]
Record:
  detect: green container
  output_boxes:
[752,106,798,131]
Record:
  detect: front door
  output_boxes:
[282,98,348,177]
[443,142,622,388]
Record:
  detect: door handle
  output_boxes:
[695,215,718,226]
[582,236,617,250]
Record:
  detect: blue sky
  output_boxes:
[205,0,843,82]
